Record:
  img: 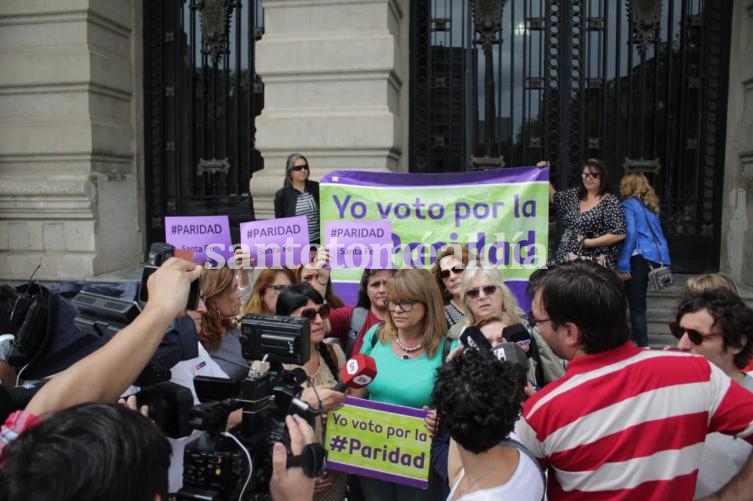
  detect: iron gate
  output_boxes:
[143,0,264,246]
[410,0,732,272]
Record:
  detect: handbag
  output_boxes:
[567,240,607,267]
[642,206,674,291]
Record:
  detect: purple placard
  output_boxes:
[324,220,392,269]
[326,397,429,488]
[239,216,310,267]
[320,165,547,187]
[165,215,232,264]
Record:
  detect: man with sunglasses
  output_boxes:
[673,287,753,497]
[515,260,753,500]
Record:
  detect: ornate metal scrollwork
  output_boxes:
[197,0,234,65]
[197,158,231,175]
[472,0,506,52]
[627,0,662,54]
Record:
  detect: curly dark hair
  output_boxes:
[432,349,527,454]
[675,287,753,369]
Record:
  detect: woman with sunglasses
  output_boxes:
[353,268,457,501]
[539,158,626,268]
[241,267,296,316]
[431,246,469,328]
[258,283,348,500]
[616,172,671,347]
[274,152,320,244]
[199,266,248,381]
[450,267,564,387]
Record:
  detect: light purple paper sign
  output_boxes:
[324,220,393,269]
[165,215,232,264]
[240,216,310,267]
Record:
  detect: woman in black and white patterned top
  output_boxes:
[274,153,321,244]
[541,158,626,269]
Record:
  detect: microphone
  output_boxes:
[459,326,492,352]
[334,354,377,392]
[490,342,530,370]
[502,323,534,359]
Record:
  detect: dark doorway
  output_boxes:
[410,0,732,272]
[143,0,265,246]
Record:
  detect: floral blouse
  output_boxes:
[552,188,626,269]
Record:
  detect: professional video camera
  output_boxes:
[177,314,327,501]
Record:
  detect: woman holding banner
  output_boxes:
[355,268,457,501]
[540,158,626,268]
[274,152,321,245]
[260,283,348,501]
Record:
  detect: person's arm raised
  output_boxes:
[25,258,202,419]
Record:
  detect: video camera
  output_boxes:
[177,314,327,501]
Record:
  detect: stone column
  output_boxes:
[0,0,142,280]
[251,0,410,219]
[720,0,753,286]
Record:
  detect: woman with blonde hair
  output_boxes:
[354,268,457,501]
[200,266,247,381]
[617,171,671,347]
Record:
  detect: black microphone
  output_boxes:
[490,343,530,370]
[502,323,534,359]
[459,326,492,352]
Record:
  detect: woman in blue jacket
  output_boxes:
[617,172,671,347]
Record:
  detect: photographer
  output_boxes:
[0,258,318,501]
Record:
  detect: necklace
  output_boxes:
[395,335,423,360]
[459,462,501,497]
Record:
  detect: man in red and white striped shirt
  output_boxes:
[515,260,753,500]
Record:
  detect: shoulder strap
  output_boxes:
[350,307,369,335]
[499,438,546,499]
[441,337,452,363]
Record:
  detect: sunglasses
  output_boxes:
[668,321,722,345]
[465,285,498,299]
[299,303,331,321]
[581,172,600,180]
[387,299,419,312]
[291,164,309,171]
[439,266,465,279]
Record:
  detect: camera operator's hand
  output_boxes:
[143,257,203,319]
[300,386,346,412]
[25,257,201,419]
[270,415,316,501]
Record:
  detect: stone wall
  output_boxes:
[251,0,409,219]
[720,0,753,286]
[0,0,142,280]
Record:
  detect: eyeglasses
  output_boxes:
[439,266,465,279]
[668,321,722,345]
[291,164,309,171]
[526,311,553,329]
[268,284,288,294]
[299,304,331,321]
[581,172,600,180]
[465,285,498,299]
[387,299,419,312]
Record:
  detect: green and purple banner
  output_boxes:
[325,397,431,488]
[319,167,549,305]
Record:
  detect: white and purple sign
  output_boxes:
[324,220,393,269]
[240,215,310,267]
[165,215,232,264]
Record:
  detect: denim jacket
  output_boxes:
[616,197,671,273]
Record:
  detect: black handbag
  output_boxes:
[642,206,673,291]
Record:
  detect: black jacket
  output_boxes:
[273,181,320,219]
